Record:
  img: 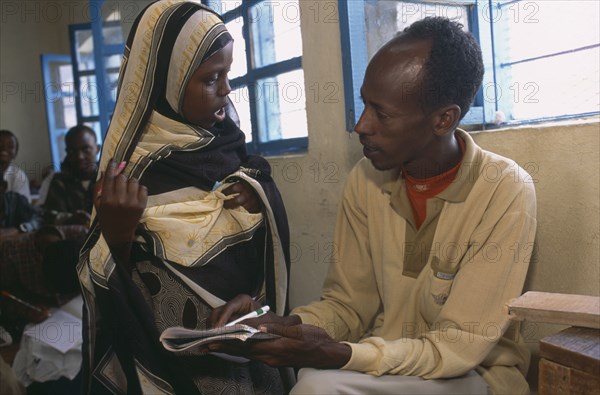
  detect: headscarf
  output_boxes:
[77,1,290,393]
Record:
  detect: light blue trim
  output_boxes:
[338,0,368,132]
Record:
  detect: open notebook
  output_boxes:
[160,324,279,353]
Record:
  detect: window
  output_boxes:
[87,0,125,137]
[41,55,78,170]
[206,0,308,155]
[339,0,600,130]
[69,23,103,141]
[41,0,124,170]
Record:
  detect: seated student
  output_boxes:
[0,180,41,237]
[209,17,537,395]
[43,125,100,226]
[77,2,291,393]
[0,130,31,203]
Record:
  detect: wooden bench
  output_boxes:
[508,291,600,395]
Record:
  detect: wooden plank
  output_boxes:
[539,358,600,395]
[507,292,600,329]
[540,327,600,377]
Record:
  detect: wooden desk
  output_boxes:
[538,326,600,395]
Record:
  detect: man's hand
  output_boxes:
[222,180,261,213]
[94,160,147,246]
[206,323,352,369]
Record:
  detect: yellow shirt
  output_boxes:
[292,129,537,395]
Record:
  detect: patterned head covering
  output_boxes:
[101,0,232,167]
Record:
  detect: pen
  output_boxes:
[225,305,270,326]
[1,290,45,313]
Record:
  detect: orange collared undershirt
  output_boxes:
[403,136,466,229]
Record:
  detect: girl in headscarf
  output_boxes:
[77,1,290,393]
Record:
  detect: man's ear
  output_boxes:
[432,104,461,137]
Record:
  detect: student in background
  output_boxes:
[43,125,100,226]
[0,180,41,237]
[0,130,31,203]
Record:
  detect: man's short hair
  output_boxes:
[399,17,484,120]
[65,124,97,148]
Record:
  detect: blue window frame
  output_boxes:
[339,0,600,131]
[206,0,308,155]
[88,0,125,138]
[40,54,78,170]
[69,23,102,141]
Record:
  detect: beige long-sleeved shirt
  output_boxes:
[293,130,537,394]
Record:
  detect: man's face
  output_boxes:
[354,39,435,171]
[66,131,99,179]
[182,41,234,129]
[0,135,18,167]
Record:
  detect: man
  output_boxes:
[208,17,537,394]
[44,125,100,226]
[0,130,31,203]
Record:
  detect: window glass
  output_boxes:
[364,0,469,59]
[79,75,100,118]
[102,24,124,46]
[249,1,302,68]
[74,30,95,71]
[256,69,307,141]
[230,86,252,142]
[493,0,600,121]
[226,19,247,79]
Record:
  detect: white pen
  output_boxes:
[225,305,270,327]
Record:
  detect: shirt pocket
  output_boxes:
[420,255,458,324]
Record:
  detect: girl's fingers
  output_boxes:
[105,160,116,181]
[138,184,148,202]
[112,174,128,199]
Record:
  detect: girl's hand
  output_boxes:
[207,294,261,328]
[223,180,261,213]
[95,160,148,246]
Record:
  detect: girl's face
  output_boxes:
[182,41,234,129]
